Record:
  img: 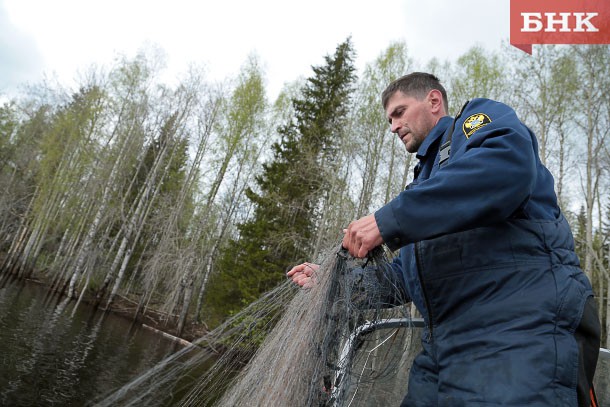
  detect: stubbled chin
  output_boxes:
[403,139,417,153]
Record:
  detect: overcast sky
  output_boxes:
[1,0,510,100]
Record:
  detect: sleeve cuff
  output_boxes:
[375,204,407,251]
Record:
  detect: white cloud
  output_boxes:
[402,0,510,64]
[0,1,43,94]
[2,0,510,99]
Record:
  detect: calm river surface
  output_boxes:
[1,275,609,406]
[0,276,182,406]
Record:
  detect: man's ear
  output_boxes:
[427,89,444,114]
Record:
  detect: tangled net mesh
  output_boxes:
[94,244,421,407]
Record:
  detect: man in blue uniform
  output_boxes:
[289,72,600,406]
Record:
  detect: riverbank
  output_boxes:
[103,291,208,343]
[7,272,207,344]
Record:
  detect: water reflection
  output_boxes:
[0,277,181,406]
[2,275,608,406]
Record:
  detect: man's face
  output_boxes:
[385,91,436,153]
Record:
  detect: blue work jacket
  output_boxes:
[374,98,593,406]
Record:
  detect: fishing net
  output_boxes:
[93,244,420,407]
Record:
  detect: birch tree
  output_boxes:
[509,46,578,171]
[571,45,610,281]
[351,41,415,220]
[448,46,507,110]
[0,102,37,252]
[2,86,103,280]
[171,57,268,334]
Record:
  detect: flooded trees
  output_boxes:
[1,41,609,347]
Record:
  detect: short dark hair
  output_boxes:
[381,72,448,113]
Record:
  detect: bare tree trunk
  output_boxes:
[600,244,610,347]
[556,122,567,210]
[602,276,610,347]
[192,119,268,322]
[66,123,136,298]
[584,104,594,280]
[598,266,605,340]
[176,275,194,336]
[105,114,182,309]
[1,185,38,274]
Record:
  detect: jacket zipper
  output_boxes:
[414,241,434,341]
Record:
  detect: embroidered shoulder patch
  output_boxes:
[462,113,491,138]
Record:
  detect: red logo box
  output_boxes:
[510,0,610,53]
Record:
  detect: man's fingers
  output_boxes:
[342,221,364,258]
[294,273,313,288]
[342,222,356,254]
[357,245,369,259]
[287,262,319,288]
[287,263,306,276]
[292,274,306,286]
[341,214,382,258]
[303,262,319,273]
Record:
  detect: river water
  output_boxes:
[1,275,609,406]
[0,276,182,406]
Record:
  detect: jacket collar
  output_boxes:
[416,116,452,160]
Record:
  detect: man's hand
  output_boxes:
[287,262,319,289]
[342,214,384,258]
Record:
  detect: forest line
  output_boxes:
[0,40,609,346]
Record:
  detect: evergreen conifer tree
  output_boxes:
[575,205,587,263]
[206,39,356,323]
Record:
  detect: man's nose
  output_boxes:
[391,121,401,133]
